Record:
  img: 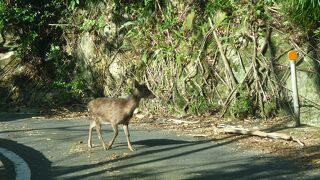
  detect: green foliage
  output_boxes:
[315,27,320,37]
[212,11,228,28]
[182,10,195,31]
[2,0,320,113]
[281,0,320,31]
[80,18,96,31]
[68,0,80,10]
[0,0,68,60]
[188,95,218,115]
[80,16,107,31]
[45,44,61,62]
[53,78,85,96]
[52,76,86,104]
[173,90,188,113]
[45,42,89,104]
[97,15,107,30]
[0,1,90,106]
[204,0,235,16]
[264,98,277,118]
[229,90,254,118]
[117,1,235,115]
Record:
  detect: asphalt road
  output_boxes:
[0,113,318,179]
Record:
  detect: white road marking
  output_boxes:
[0,147,31,180]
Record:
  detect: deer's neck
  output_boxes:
[126,94,141,112]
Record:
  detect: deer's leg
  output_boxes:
[123,124,135,151]
[95,123,107,150]
[88,121,96,148]
[107,123,118,150]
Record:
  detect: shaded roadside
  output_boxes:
[0,112,35,122]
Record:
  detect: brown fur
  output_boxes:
[87,80,155,151]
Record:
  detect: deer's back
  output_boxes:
[88,97,134,124]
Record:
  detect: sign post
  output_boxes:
[288,50,300,127]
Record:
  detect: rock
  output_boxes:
[78,32,95,62]
[109,57,124,81]
[103,22,117,42]
[0,51,15,68]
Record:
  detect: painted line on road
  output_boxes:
[0,147,31,180]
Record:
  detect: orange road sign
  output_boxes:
[288,50,298,61]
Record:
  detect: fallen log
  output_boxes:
[168,119,200,124]
[218,125,305,146]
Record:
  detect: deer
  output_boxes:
[87,80,155,151]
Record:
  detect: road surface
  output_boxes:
[0,113,318,179]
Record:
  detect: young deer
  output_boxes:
[87,80,155,151]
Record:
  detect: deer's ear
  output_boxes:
[133,80,140,88]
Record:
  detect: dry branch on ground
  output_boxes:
[217,124,305,146]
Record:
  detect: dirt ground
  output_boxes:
[39,108,320,172]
